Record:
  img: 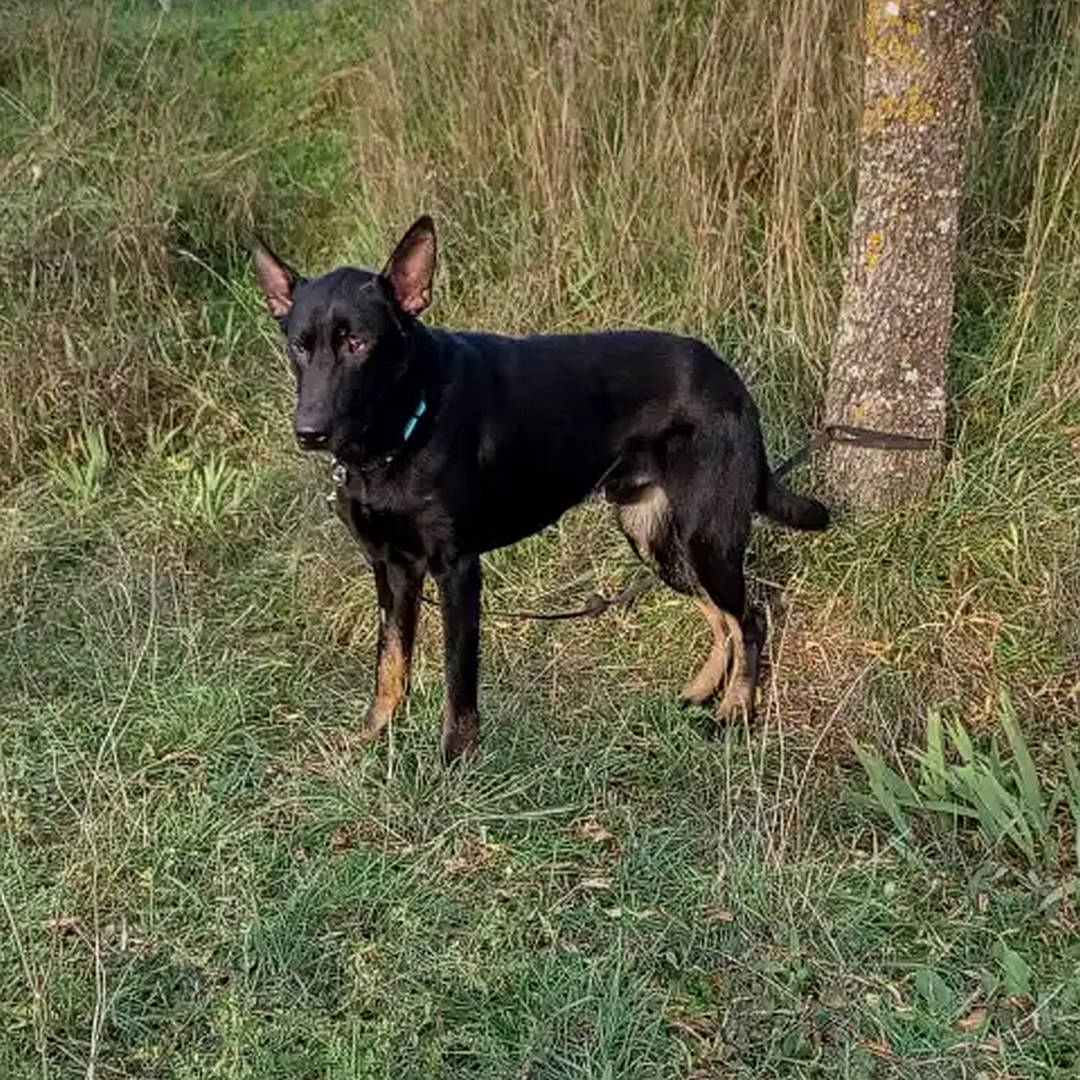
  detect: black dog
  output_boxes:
[254,217,828,762]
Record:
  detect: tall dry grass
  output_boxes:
[4,0,1077,474]
[346,0,859,363]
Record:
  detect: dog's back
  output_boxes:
[424,325,825,536]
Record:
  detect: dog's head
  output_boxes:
[253,216,437,454]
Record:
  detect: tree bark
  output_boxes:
[825,0,981,511]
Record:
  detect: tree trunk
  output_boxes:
[825,0,981,511]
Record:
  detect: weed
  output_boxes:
[180,452,252,532]
[42,423,110,508]
[856,694,1080,873]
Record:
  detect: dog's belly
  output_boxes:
[464,434,659,555]
[468,479,596,553]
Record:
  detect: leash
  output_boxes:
[337,422,934,624]
[770,422,936,482]
[419,574,654,622]
[464,422,935,622]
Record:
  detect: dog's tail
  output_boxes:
[760,473,830,531]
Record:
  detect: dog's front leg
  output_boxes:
[436,555,481,764]
[360,560,422,746]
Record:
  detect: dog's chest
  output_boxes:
[330,465,447,562]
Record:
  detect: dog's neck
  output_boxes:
[338,334,437,470]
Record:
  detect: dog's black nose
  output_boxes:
[295,428,329,451]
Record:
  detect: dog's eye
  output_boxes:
[345,336,369,356]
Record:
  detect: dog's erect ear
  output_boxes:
[382,216,436,315]
[252,239,300,321]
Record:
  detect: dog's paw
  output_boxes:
[715,677,754,723]
[440,710,479,766]
[358,704,393,746]
[679,680,714,708]
[679,681,723,710]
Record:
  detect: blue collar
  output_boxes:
[401,394,427,442]
[328,394,428,490]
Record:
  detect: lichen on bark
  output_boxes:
[824,0,982,511]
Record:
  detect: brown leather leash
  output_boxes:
[770,422,936,482]
[419,574,653,621]
[410,422,937,623]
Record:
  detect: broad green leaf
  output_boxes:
[949,719,975,764]
[854,742,910,835]
[993,942,1032,998]
[922,710,947,798]
[914,966,956,1018]
[969,768,1035,861]
[999,693,1045,827]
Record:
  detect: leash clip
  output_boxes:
[327,458,347,505]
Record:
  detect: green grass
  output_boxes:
[1,0,1079,1076]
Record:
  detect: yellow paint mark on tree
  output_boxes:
[864,230,885,270]
[861,0,937,136]
[863,82,937,136]
[865,0,925,69]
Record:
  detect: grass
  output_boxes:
[1,0,1078,1076]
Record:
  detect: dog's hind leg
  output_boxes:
[680,598,732,706]
[360,561,423,745]
[614,483,732,706]
[684,533,761,721]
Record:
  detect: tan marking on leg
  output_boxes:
[716,611,753,718]
[680,597,732,705]
[360,626,409,743]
